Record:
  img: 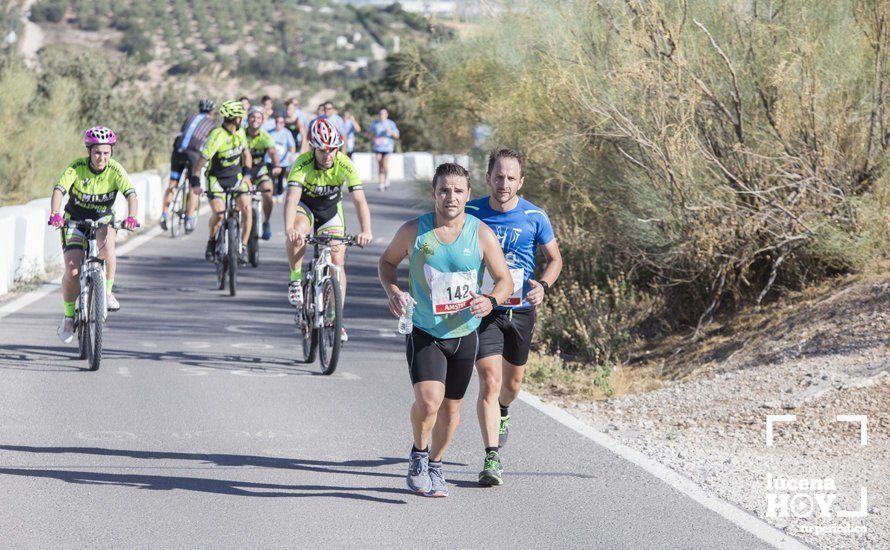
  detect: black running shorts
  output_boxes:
[476,307,536,366]
[406,327,479,400]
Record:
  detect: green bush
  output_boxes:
[29,0,67,23]
[0,59,82,205]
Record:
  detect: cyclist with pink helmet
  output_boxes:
[48,126,139,343]
[283,118,373,343]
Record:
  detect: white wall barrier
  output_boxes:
[404,152,435,182]
[353,151,459,184]
[0,170,165,299]
[0,205,46,284]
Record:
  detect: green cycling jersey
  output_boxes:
[245,129,275,164]
[53,157,134,220]
[201,126,247,179]
[286,151,362,211]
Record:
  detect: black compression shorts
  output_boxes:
[477,307,536,366]
[170,149,201,184]
[406,327,478,400]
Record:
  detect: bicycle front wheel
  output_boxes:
[248,203,260,267]
[86,275,104,371]
[76,294,88,360]
[227,219,238,296]
[300,278,318,364]
[318,275,342,375]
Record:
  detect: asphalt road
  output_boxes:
[0,186,778,548]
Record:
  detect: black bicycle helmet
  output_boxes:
[198,98,216,113]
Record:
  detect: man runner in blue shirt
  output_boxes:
[466,147,563,487]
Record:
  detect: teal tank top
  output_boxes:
[408,213,483,339]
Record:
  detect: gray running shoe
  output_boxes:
[406,449,430,494]
[425,461,448,497]
[498,414,511,447]
[478,451,504,487]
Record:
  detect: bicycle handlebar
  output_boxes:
[60,219,139,231]
[304,234,363,248]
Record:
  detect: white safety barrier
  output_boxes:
[0,170,165,299]
[27,197,64,272]
[353,151,458,184]
[404,152,435,182]
[434,154,471,171]
[0,205,46,284]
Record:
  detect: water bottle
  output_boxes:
[398,292,414,335]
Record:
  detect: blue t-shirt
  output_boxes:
[466,196,555,309]
[369,119,399,153]
[344,119,358,152]
[261,117,277,133]
[266,127,296,166]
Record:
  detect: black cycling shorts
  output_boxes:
[406,327,479,400]
[477,307,536,366]
[170,149,201,184]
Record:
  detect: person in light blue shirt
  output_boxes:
[266,115,297,196]
[465,147,563,487]
[368,108,400,191]
[284,98,309,152]
[342,110,361,158]
[260,95,277,132]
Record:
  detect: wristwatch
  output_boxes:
[540,280,550,293]
[486,294,498,309]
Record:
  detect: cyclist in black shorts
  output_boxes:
[466,147,563,486]
[379,163,512,498]
[161,99,216,233]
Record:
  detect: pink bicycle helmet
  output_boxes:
[83,126,117,146]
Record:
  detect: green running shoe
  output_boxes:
[498,414,511,447]
[478,451,504,487]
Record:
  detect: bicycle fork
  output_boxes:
[313,249,339,329]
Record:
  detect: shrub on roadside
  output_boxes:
[407,0,890,373]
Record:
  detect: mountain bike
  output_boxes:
[212,188,244,297]
[297,234,360,375]
[61,219,134,371]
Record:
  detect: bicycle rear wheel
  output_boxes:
[318,274,342,375]
[227,219,238,296]
[86,275,104,371]
[300,278,318,364]
[171,182,186,238]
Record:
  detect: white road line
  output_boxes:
[117,366,132,377]
[377,329,399,338]
[518,391,809,550]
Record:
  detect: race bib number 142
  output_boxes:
[426,266,478,315]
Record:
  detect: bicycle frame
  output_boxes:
[72,221,109,323]
[308,243,340,329]
[215,190,241,258]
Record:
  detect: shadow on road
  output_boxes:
[0,445,412,503]
[0,467,408,503]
